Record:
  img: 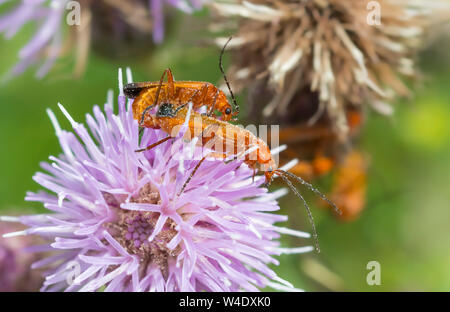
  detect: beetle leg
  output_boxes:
[139,69,170,128]
[135,136,173,153]
[173,86,205,115]
[177,124,226,195]
[166,68,175,100]
[208,89,220,117]
[178,151,227,196]
[139,104,157,127]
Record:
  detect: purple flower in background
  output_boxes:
[1,69,312,291]
[0,0,203,79]
[0,222,44,291]
[150,0,203,43]
[0,0,66,78]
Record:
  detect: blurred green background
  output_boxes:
[0,10,449,292]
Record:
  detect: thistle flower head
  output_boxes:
[0,0,203,78]
[2,69,312,292]
[212,0,449,138]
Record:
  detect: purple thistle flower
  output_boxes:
[0,222,44,291]
[0,0,204,79]
[2,69,312,291]
[150,0,203,43]
[0,0,65,78]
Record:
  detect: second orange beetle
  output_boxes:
[124,68,238,124]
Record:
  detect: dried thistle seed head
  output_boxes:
[212,0,449,138]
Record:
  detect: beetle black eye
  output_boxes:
[225,108,232,114]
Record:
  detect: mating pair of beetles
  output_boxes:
[123,38,341,253]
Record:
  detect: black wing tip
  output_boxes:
[123,83,144,98]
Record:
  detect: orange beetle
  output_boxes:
[327,151,368,221]
[134,100,340,253]
[124,39,239,125]
[125,38,339,251]
[124,69,237,122]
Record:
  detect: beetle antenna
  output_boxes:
[219,37,239,116]
[277,170,342,216]
[274,169,342,253]
[279,173,320,253]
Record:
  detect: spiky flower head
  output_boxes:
[212,0,449,138]
[1,69,312,291]
[0,0,203,79]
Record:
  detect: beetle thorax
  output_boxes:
[156,103,176,117]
